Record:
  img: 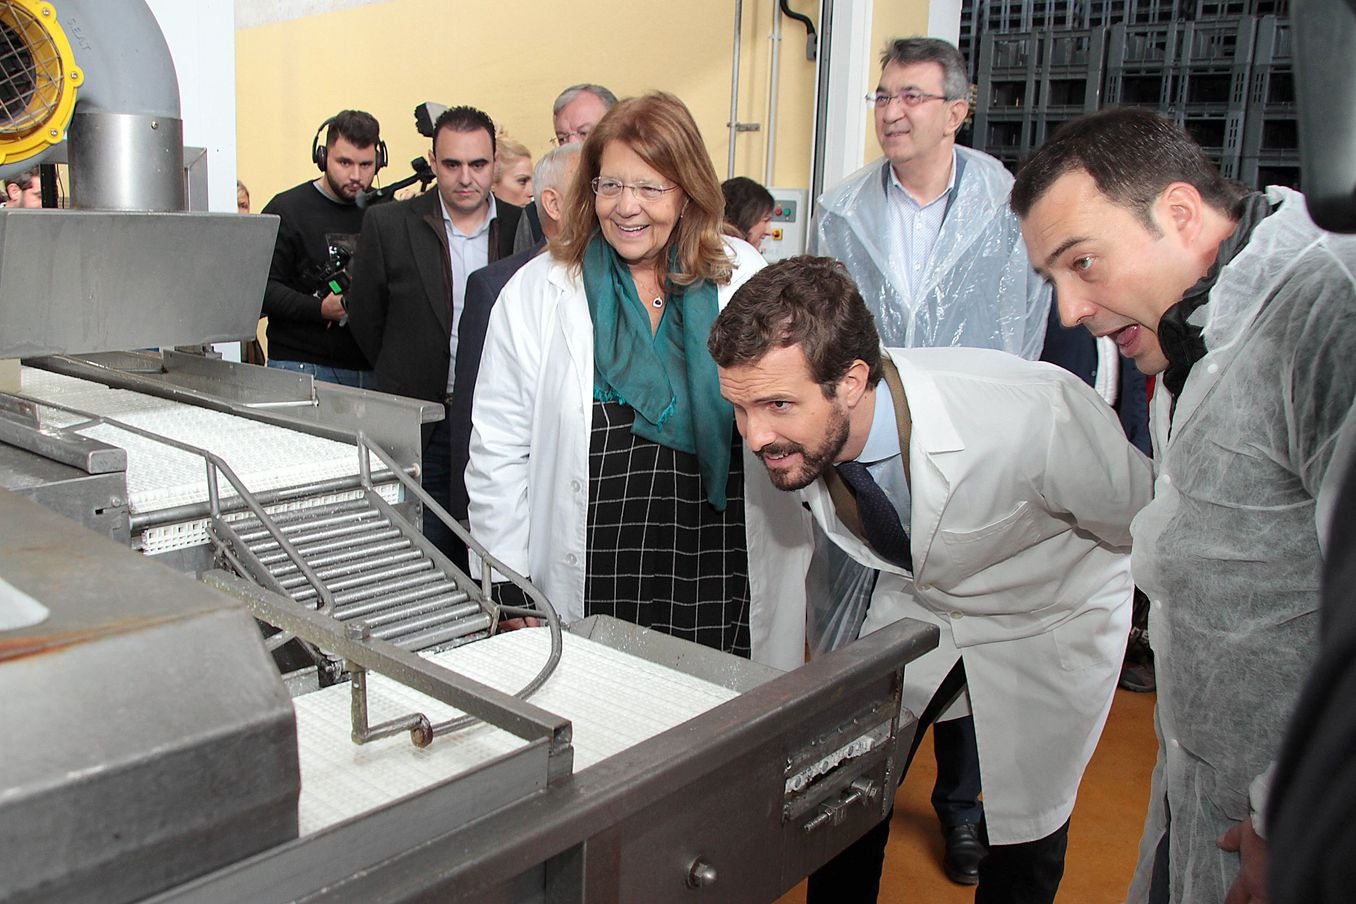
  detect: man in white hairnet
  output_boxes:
[1014,107,1356,904]
[808,35,1051,888]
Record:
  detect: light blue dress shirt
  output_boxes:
[439,193,498,393]
[885,149,958,300]
[853,377,911,529]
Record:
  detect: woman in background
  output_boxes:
[491,135,534,208]
[721,176,775,252]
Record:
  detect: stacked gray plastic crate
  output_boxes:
[973,27,1108,173]
[1240,16,1297,188]
[1172,17,1255,180]
[973,31,1040,172]
[960,0,1296,189]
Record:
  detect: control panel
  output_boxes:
[761,187,810,263]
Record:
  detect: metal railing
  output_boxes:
[10,388,568,750]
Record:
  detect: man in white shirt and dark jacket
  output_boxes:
[347,105,521,565]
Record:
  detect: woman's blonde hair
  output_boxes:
[551,92,731,287]
[492,134,532,182]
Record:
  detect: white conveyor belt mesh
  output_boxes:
[18,367,397,553]
[292,629,740,835]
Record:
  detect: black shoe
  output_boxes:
[1119,660,1156,693]
[942,822,986,886]
[1119,632,1156,692]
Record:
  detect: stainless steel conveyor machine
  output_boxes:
[0,194,939,904]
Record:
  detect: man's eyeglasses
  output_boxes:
[865,89,949,108]
[591,177,679,202]
[552,128,591,146]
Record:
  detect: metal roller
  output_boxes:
[235,506,378,544]
[247,516,392,553]
[269,537,414,575]
[255,527,403,566]
[319,559,433,594]
[276,549,423,589]
[333,580,468,620]
[369,605,489,642]
[232,497,371,528]
[390,614,495,650]
[358,598,481,631]
[278,555,437,596]
[327,570,447,607]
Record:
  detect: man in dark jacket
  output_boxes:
[347,105,520,562]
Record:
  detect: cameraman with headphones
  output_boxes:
[259,109,386,386]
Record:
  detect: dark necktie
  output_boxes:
[835,460,912,569]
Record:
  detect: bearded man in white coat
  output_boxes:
[710,256,1153,904]
[810,39,1052,882]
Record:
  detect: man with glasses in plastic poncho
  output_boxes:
[810,38,1049,358]
[1013,107,1356,904]
[808,36,1052,889]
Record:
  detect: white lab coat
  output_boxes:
[466,237,812,671]
[801,348,1154,844]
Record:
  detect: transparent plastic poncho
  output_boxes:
[809,147,1049,360]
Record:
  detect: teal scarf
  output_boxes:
[582,234,733,510]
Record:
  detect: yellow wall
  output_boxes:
[236,0,933,206]
[870,0,933,156]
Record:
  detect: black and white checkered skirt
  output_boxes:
[585,401,752,658]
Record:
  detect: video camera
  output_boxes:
[414,102,449,139]
[315,239,355,300]
[354,102,446,208]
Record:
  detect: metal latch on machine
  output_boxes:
[781,709,898,828]
[802,777,882,834]
[686,857,718,889]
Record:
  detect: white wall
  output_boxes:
[928,0,962,44]
[819,0,876,190]
[235,0,386,29]
[145,0,238,213]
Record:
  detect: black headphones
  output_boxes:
[312,116,389,172]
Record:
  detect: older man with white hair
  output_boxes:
[448,142,583,523]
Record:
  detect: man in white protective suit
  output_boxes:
[1013,107,1356,904]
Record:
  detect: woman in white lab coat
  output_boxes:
[465,92,809,670]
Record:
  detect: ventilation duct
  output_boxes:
[0,0,183,210]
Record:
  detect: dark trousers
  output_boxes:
[420,410,467,572]
[266,358,373,389]
[806,662,1070,904]
[933,715,984,828]
[1147,809,1171,904]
